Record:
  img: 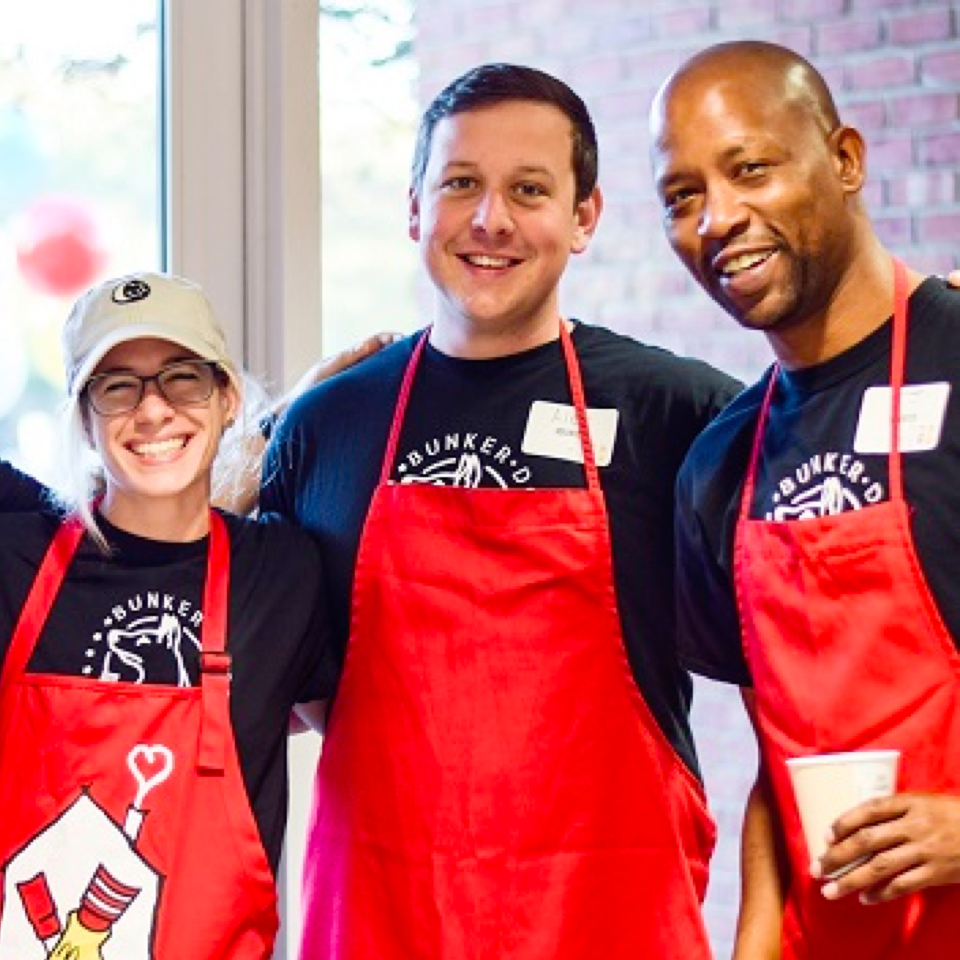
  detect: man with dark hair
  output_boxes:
[264,62,740,959]
[651,39,960,960]
[410,61,599,204]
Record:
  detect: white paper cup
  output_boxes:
[786,750,900,878]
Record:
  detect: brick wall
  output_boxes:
[411,2,960,954]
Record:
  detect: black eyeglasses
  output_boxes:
[84,359,222,416]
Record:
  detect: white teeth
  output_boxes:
[132,437,186,457]
[722,251,771,275]
[465,255,513,268]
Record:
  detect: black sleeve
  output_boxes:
[285,521,339,703]
[0,459,51,512]
[673,389,766,688]
[675,466,751,685]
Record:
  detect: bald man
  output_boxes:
[650,40,960,960]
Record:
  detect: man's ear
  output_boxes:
[571,186,604,255]
[829,125,866,197]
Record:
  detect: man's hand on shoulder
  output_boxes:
[215,331,402,516]
[285,331,403,410]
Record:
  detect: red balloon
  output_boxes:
[15,196,107,297]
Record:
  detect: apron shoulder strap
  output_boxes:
[197,510,233,774]
[0,517,85,737]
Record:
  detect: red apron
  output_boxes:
[0,512,278,960]
[734,260,960,959]
[301,324,716,960]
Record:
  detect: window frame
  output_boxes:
[163,0,321,393]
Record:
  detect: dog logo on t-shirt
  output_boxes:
[84,592,203,686]
[396,431,534,488]
[764,451,885,521]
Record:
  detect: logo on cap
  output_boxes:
[111,279,151,305]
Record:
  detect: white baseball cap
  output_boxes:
[63,271,240,396]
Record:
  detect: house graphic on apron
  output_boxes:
[0,743,172,959]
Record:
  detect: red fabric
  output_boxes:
[0,512,278,960]
[734,260,960,959]
[301,325,716,960]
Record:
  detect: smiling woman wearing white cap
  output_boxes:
[60,272,248,548]
[0,271,333,960]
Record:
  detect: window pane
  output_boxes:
[0,1,160,486]
[319,1,418,353]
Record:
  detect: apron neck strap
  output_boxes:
[379,323,600,491]
[740,257,910,520]
[0,516,85,719]
[379,329,429,486]
[197,510,232,774]
[888,257,908,502]
[558,321,601,490]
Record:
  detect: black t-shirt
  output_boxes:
[262,321,741,777]
[677,277,960,686]
[0,506,334,875]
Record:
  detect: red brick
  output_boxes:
[843,99,885,133]
[920,213,960,244]
[874,213,914,247]
[888,92,960,128]
[817,18,882,56]
[768,26,815,58]
[860,179,884,210]
[923,49,960,85]
[851,0,917,8]
[597,85,658,121]
[864,132,915,170]
[574,53,625,88]
[820,62,849,95]
[911,251,960,275]
[626,47,699,87]
[603,160,655,200]
[848,54,916,91]
[889,9,955,46]
[538,23,597,56]
[474,33,539,63]
[716,0,778,30]
[888,171,959,206]
[515,0,565,29]
[581,0,663,15]
[782,0,846,21]
[604,15,656,45]
[655,7,711,37]
[920,132,960,167]
[598,117,652,160]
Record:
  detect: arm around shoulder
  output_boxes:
[213,331,401,517]
[0,459,51,513]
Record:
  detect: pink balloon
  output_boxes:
[15,196,107,297]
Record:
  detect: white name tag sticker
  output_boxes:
[853,383,951,454]
[521,401,618,467]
